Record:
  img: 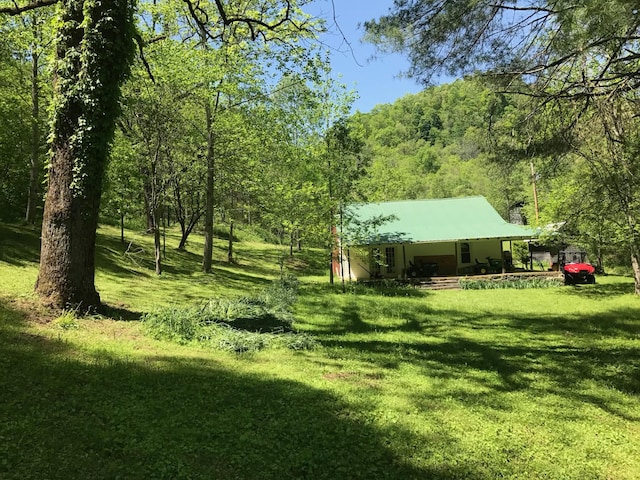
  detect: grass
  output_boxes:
[1,222,640,479]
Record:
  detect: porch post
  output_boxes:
[402,244,407,279]
[454,242,459,276]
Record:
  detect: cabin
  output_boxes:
[337,196,536,280]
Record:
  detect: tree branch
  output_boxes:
[0,0,58,14]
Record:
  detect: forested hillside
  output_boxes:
[351,79,531,219]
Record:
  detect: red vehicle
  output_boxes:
[560,250,596,285]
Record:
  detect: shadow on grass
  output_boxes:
[95,229,287,284]
[96,302,143,321]
[319,303,640,422]
[0,223,41,266]
[559,279,636,297]
[95,233,154,278]
[0,299,492,480]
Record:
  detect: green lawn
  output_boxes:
[1,223,639,479]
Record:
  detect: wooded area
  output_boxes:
[1,0,639,307]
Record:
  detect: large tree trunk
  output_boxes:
[37,152,102,307]
[35,0,134,309]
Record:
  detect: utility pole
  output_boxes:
[530,159,539,222]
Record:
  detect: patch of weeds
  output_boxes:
[261,272,300,311]
[216,327,268,354]
[142,275,317,353]
[54,309,80,330]
[276,332,318,351]
[347,279,424,297]
[141,305,201,344]
[459,276,563,290]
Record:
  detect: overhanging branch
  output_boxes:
[0,0,58,14]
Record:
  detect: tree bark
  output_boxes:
[35,0,134,309]
[628,217,640,295]
[25,52,40,224]
[154,219,162,275]
[120,211,125,245]
[202,100,215,273]
[289,230,294,257]
[631,248,640,295]
[227,221,234,262]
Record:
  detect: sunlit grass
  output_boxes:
[1,222,640,479]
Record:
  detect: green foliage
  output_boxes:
[54,309,80,330]
[512,241,531,267]
[142,275,315,352]
[347,279,425,297]
[262,273,300,311]
[0,40,34,220]
[459,276,563,290]
[0,11,53,222]
[351,79,527,212]
[364,0,639,100]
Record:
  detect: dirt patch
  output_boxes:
[323,371,358,381]
[6,296,58,324]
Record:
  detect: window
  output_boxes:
[461,242,470,263]
[385,247,396,273]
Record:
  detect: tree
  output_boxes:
[33,0,136,308]
[0,11,52,222]
[364,1,640,100]
[324,117,367,287]
[570,97,640,291]
[0,37,32,221]
[2,0,319,309]
[101,132,143,245]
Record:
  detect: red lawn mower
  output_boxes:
[560,249,596,285]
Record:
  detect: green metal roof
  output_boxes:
[346,196,535,244]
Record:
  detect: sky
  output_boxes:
[304,0,426,113]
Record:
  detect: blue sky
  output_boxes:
[305,0,426,113]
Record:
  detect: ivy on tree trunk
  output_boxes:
[35,0,134,309]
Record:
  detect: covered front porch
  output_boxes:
[340,237,528,281]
